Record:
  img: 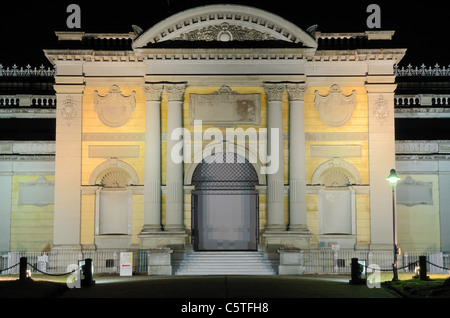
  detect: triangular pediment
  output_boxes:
[132,4,317,48]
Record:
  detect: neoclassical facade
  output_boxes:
[2,5,447,264]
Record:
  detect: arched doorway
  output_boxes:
[191,152,259,251]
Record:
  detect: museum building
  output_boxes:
[1,4,449,274]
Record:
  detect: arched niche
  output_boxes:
[312,159,358,237]
[89,160,139,248]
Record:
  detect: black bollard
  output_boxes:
[81,258,95,287]
[19,257,28,283]
[419,255,429,281]
[349,258,366,285]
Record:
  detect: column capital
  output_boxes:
[264,83,285,101]
[165,83,187,102]
[286,83,308,101]
[143,83,164,101]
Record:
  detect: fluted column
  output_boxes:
[165,83,187,232]
[142,84,164,233]
[286,83,309,233]
[264,83,286,232]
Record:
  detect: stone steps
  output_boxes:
[173,251,278,275]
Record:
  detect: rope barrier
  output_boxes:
[0,262,78,276]
[365,261,450,272]
[27,262,78,276]
[426,260,450,271]
[0,262,19,273]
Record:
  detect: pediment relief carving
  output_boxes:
[173,22,278,42]
[132,5,318,48]
[314,85,357,127]
[94,85,136,128]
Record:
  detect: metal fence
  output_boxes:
[301,249,450,274]
[1,249,449,276]
[0,250,148,275]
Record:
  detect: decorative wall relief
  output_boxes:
[61,95,77,127]
[314,85,357,127]
[373,95,390,126]
[189,85,260,126]
[311,158,362,186]
[396,176,433,206]
[18,176,55,207]
[94,85,136,128]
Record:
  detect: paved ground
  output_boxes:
[59,274,399,299]
[0,274,405,314]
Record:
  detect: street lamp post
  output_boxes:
[386,169,401,281]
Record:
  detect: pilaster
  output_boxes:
[52,82,85,250]
[366,83,397,250]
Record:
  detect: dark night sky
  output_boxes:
[0,0,448,67]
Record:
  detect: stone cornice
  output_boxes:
[44,49,143,63]
[44,47,404,63]
[310,48,406,62]
[45,47,317,63]
[0,108,55,119]
[137,48,314,61]
[315,31,395,41]
[0,141,55,155]
[395,107,450,118]
[55,31,135,41]
[396,140,450,155]
[396,154,450,161]
[0,155,55,161]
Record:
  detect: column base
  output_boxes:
[288,224,310,234]
[262,231,312,260]
[140,224,163,234]
[163,224,186,232]
[278,248,304,275]
[264,224,287,233]
[139,231,188,250]
[147,248,173,275]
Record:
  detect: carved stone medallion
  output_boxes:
[314,85,357,127]
[94,85,136,128]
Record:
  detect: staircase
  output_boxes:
[173,251,278,275]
